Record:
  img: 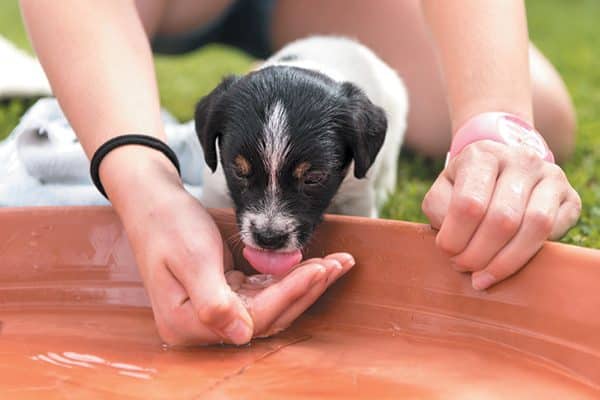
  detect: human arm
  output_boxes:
[420,0,581,290]
[19,0,353,344]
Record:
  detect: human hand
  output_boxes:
[103,148,354,345]
[225,252,354,338]
[422,140,581,290]
[122,189,354,345]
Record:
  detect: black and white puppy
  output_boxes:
[195,36,408,275]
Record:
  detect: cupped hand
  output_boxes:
[422,140,581,290]
[225,253,354,338]
[125,190,354,346]
[122,188,253,346]
[106,153,354,345]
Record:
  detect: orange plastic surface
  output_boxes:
[1,207,599,399]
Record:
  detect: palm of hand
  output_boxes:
[223,247,354,339]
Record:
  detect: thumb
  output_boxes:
[422,173,453,230]
[170,246,254,345]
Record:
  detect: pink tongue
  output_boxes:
[243,246,303,275]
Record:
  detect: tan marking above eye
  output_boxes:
[234,155,251,176]
[293,162,312,179]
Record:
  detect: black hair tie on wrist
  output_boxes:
[90,134,181,199]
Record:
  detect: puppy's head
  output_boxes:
[195,66,386,273]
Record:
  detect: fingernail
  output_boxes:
[341,254,355,266]
[328,260,344,281]
[311,265,327,284]
[331,259,343,270]
[472,272,496,291]
[224,319,252,345]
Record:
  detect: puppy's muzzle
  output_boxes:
[252,229,290,250]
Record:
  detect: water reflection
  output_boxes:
[31,351,157,380]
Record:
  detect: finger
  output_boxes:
[421,174,453,230]
[170,248,253,345]
[236,258,326,294]
[238,255,346,292]
[164,300,223,346]
[225,270,246,291]
[237,255,353,300]
[436,150,499,255]
[149,266,221,346]
[550,190,581,240]
[322,253,355,283]
[263,254,355,337]
[451,168,538,272]
[248,261,329,334]
[471,178,561,290]
[250,254,353,335]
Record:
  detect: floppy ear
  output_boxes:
[339,82,388,179]
[194,76,239,172]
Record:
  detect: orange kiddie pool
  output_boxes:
[1,207,599,399]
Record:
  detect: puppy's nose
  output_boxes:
[253,230,289,250]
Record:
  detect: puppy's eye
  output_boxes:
[303,170,328,186]
[233,155,251,179]
[294,162,327,186]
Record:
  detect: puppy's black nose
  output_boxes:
[253,230,289,250]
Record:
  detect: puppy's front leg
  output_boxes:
[200,164,234,208]
[329,185,377,218]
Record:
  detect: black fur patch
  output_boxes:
[195,66,387,249]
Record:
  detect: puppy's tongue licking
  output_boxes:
[243,246,303,275]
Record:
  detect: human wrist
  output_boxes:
[451,101,533,134]
[99,145,184,214]
[91,135,180,198]
[447,112,555,166]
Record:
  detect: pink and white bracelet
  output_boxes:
[445,112,555,167]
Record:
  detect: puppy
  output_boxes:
[195,36,408,275]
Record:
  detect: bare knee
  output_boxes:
[530,44,577,163]
[134,0,169,37]
[405,107,452,159]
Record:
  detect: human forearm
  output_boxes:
[422,0,533,132]
[20,0,173,206]
[20,0,165,152]
[421,1,580,292]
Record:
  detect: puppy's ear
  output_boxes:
[195,76,239,172]
[339,82,388,179]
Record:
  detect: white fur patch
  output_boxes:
[261,101,290,196]
[240,201,300,251]
[239,101,300,250]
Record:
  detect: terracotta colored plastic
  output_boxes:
[1,207,599,399]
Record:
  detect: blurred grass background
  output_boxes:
[1,0,598,248]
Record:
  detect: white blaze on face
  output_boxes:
[239,101,299,250]
[262,100,290,196]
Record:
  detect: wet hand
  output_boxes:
[422,140,581,290]
[121,189,254,346]
[225,253,354,338]
[121,185,354,346]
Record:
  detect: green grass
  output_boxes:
[1,0,598,248]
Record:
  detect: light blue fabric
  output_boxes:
[0,98,205,206]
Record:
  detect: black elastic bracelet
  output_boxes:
[90,134,181,199]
